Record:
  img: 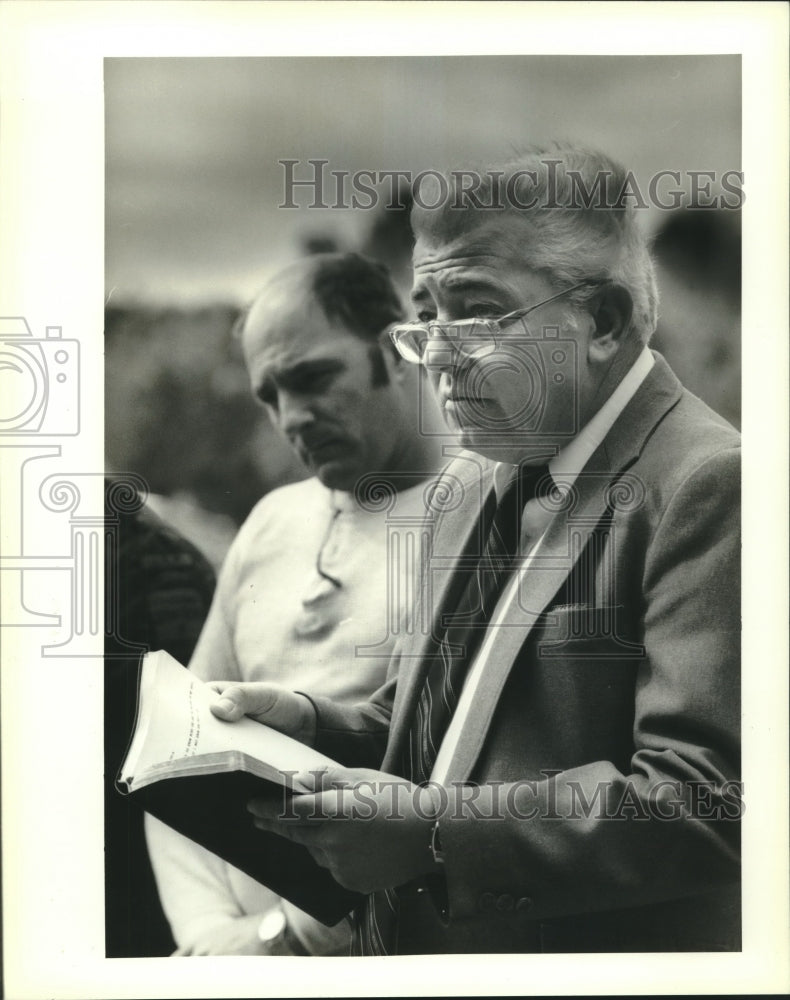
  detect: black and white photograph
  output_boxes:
[1,3,788,998]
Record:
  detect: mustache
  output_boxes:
[293,429,345,451]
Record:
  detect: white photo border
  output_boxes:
[1,2,788,997]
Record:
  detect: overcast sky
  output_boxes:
[105,55,740,305]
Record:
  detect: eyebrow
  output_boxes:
[411,275,510,304]
[256,357,346,390]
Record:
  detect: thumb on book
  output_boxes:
[208,681,309,738]
[208,681,284,724]
[210,686,249,722]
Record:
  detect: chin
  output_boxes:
[459,428,562,465]
[315,461,359,492]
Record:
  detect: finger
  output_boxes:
[171,946,191,957]
[205,681,238,696]
[251,814,328,848]
[209,682,280,723]
[247,793,326,824]
[293,765,362,794]
[248,789,347,822]
[210,690,247,722]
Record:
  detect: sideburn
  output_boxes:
[367,342,390,387]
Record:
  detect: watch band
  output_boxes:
[430,818,445,865]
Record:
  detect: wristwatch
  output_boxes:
[257,908,309,956]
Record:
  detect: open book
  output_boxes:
[117,650,362,926]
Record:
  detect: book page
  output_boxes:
[120,650,338,792]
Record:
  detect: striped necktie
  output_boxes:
[351,463,553,955]
[403,462,553,785]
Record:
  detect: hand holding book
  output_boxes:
[120,652,441,921]
[247,765,444,895]
[208,680,317,749]
[118,651,363,923]
[207,677,442,894]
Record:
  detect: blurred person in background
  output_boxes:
[104,475,217,957]
[146,252,446,955]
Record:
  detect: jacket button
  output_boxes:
[515,896,533,911]
[496,893,515,912]
[478,892,496,912]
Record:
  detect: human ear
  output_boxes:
[588,284,633,361]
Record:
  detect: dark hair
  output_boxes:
[309,252,405,343]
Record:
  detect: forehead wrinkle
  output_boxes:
[411,263,525,303]
[413,241,529,279]
[255,340,344,379]
[413,246,505,273]
[411,275,508,305]
[413,215,533,270]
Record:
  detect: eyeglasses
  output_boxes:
[388,280,603,365]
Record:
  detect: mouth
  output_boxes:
[444,395,487,407]
[300,436,347,461]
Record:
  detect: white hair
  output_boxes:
[411,143,659,343]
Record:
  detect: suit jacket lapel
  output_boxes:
[382,455,495,773]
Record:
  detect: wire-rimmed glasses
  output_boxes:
[389,280,604,365]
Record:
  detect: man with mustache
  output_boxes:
[211,144,741,954]
[146,251,444,955]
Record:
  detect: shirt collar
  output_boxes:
[494,345,655,499]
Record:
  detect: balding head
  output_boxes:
[242,251,405,347]
[239,253,433,491]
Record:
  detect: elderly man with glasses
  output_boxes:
[211,145,741,954]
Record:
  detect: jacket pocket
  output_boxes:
[536,604,644,662]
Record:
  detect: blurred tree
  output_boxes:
[105,304,306,527]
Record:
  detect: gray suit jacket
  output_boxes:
[310,354,741,952]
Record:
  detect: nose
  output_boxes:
[276,390,316,438]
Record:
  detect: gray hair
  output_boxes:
[410,143,659,343]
